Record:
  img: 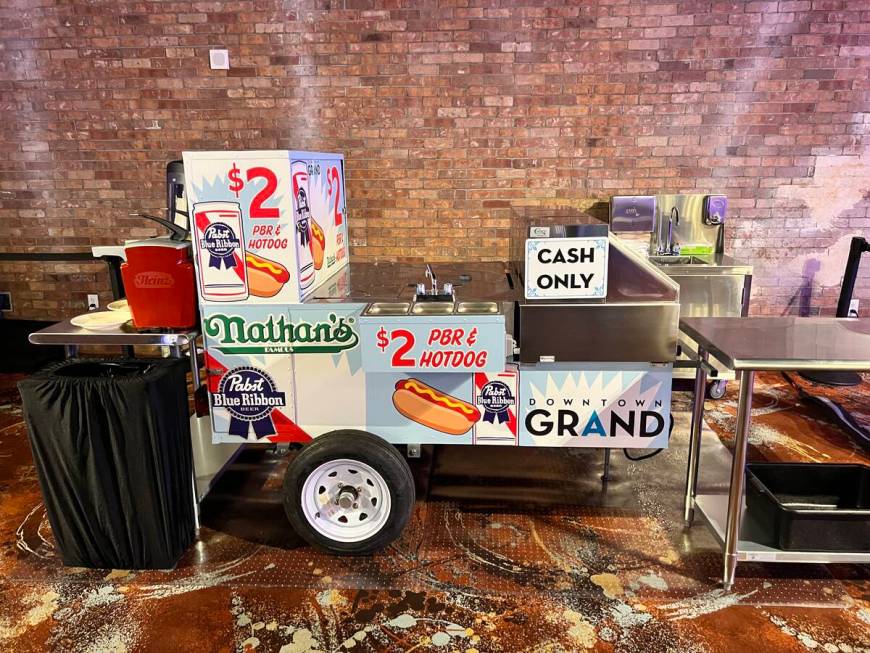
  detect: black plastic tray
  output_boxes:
[746,463,870,552]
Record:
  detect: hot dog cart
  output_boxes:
[183,150,681,554]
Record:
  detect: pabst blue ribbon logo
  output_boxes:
[478,380,514,424]
[213,367,286,439]
[201,222,241,270]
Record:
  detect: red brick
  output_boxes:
[0,0,867,319]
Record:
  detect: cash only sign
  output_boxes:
[524,235,609,300]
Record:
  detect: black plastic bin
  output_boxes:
[746,463,870,552]
[18,358,195,569]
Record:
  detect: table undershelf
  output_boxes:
[695,493,870,565]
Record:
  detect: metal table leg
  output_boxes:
[64,345,78,358]
[169,342,201,531]
[723,370,754,589]
[188,337,201,387]
[187,340,202,530]
[684,347,708,524]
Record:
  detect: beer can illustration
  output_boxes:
[291,160,315,292]
[192,201,249,302]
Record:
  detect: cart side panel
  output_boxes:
[517,363,672,449]
[183,150,300,303]
[182,150,349,305]
[291,156,350,301]
[202,303,367,443]
[202,304,673,448]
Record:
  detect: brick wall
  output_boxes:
[1,0,869,319]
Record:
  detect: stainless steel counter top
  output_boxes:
[311,245,681,306]
[29,316,199,348]
[308,261,518,303]
[679,317,870,371]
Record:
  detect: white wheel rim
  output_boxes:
[300,458,392,543]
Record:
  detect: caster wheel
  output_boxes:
[707,380,727,400]
[283,430,414,554]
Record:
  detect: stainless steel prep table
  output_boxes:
[681,317,870,588]
[652,253,753,392]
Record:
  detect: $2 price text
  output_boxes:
[226,163,288,250]
[375,326,488,369]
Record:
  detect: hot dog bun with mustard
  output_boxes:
[310,219,325,270]
[392,378,480,435]
[245,252,290,297]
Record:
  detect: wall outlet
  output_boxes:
[87,294,99,311]
[209,49,229,70]
[0,292,11,312]
[849,299,859,317]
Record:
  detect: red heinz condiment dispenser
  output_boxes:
[121,239,197,329]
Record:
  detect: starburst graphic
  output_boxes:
[522,369,670,448]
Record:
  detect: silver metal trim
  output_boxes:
[610,233,681,298]
[29,318,197,347]
[696,494,870,564]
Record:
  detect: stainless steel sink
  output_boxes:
[364,302,411,316]
[365,300,500,316]
[649,255,710,266]
[456,301,500,314]
[410,302,455,315]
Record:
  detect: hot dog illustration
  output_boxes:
[245,252,290,297]
[310,218,325,270]
[392,378,480,435]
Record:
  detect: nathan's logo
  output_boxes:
[134,271,174,289]
[213,366,285,439]
[204,312,359,354]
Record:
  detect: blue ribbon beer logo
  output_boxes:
[201,222,241,269]
[478,380,514,424]
[213,366,286,438]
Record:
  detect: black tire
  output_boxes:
[707,380,727,400]
[282,430,415,555]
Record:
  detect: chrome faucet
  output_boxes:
[425,264,437,295]
[658,206,680,255]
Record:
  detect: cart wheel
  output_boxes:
[707,380,727,400]
[283,430,414,554]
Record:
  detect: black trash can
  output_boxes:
[18,358,195,569]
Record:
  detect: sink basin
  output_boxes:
[649,255,710,266]
[364,302,411,316]
[411,302,455,315]
[456,301,500,314]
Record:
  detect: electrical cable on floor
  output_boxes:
[781,372,869,448]
[623,448,664,461]
[622,414,674,461]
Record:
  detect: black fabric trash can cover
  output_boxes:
[18,357,195,570]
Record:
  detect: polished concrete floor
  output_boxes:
[0,372,868,652]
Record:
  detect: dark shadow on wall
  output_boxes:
[782,258,821,317]
[585,201,611,222]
